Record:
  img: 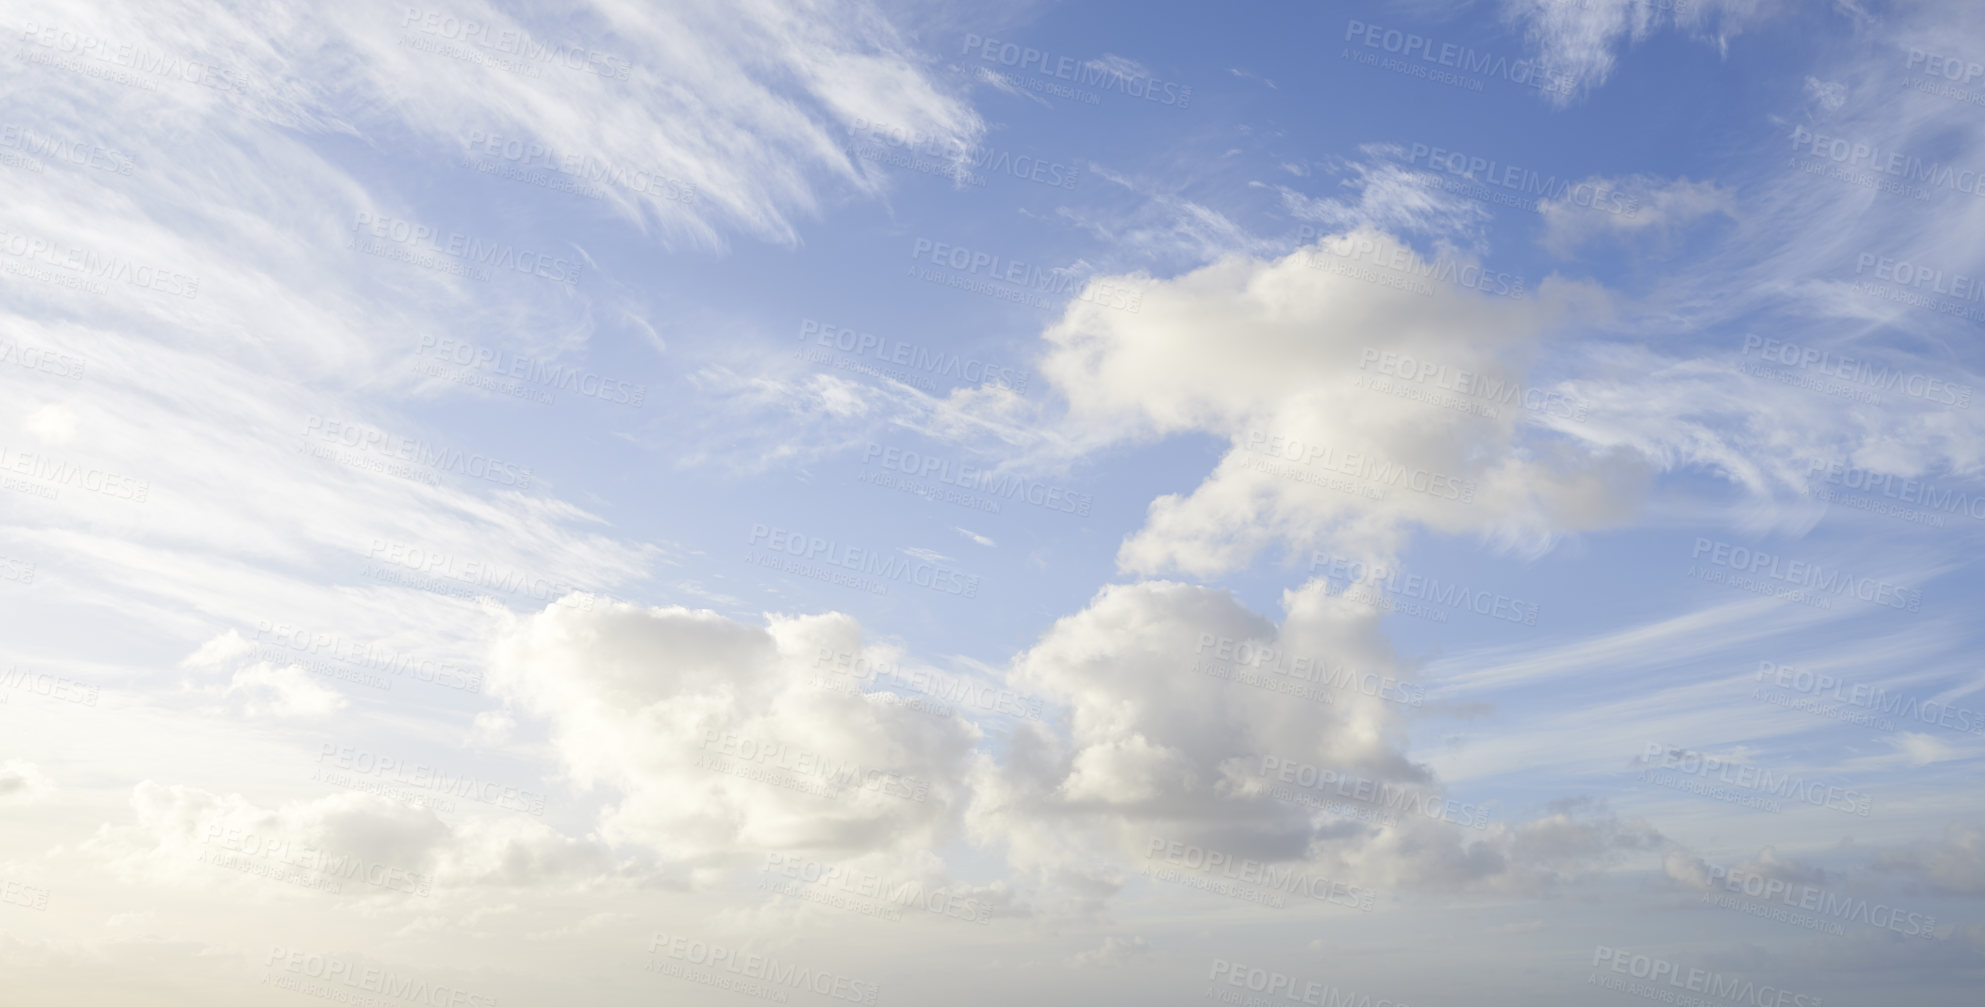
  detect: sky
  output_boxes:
[3,0,1985,1004]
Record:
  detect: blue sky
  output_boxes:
[3,0,1984,1004]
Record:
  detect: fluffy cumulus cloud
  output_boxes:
[81,782,629,897]
[1036,226,1646,578]
[1500,0,1787,104]
[485,599,982,865]
[966,579,1661,898]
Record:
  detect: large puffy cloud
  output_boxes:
[1036,226,1645,578]
[967,579,1661,897]
[485,599,982,864]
